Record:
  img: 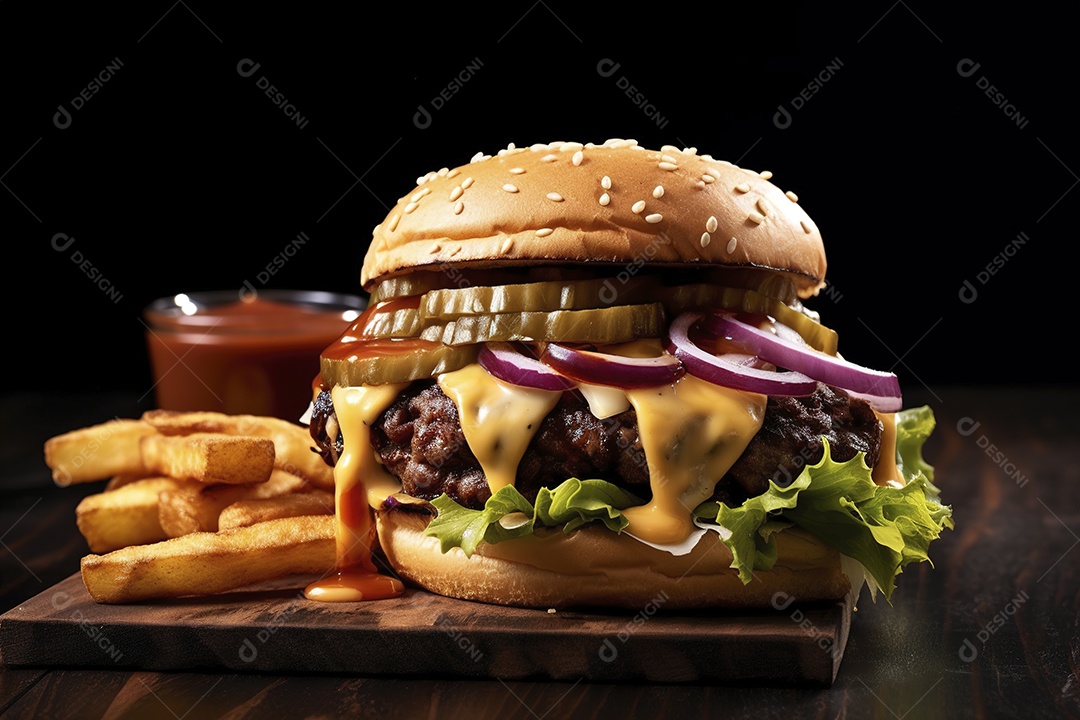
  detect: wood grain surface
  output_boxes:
[0,574,851,685]
[2,387,1078,719]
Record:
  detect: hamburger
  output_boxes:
[306,138,952,610]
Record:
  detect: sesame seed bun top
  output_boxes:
[362,138,827,298]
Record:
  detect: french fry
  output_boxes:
[140,409,334,489]
[80,515,336,603]
[43,419,155,486]
[139,432,274,485]
[218,490,335,531]
[75,477,196,553]
[157,469,310,536]
[104,473,150,492]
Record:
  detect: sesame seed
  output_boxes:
[658,161,678,172]
[700,232,712,248]
[701,174,715,184]
[450,245,462,256]
[501,238,514,254]
[786,190,799,202]
[462,177,475,189]
[661,154,678,164]
[706,215,718,233]
[759,170,773,179]
[546,192,564,202]
[727,237,738,253]
[599,193,611,206]
[510,167,526,174]
[601,175,612,189]
[756,198,769,216]
[572,150,584,166]
[661,145,681,156]
[748,211,765,224]
[801,220,813,234]
[449,186,464,202]
[695,181,705,190]
[448,168,461,178]
[388,213,401,232]
[453,201,464,215]
[470,152,485,163]
[632,200,646,214]
[411,187,431,202]
[652,185,664,198]
[536,228,554,237]
[503,183,519,193]
[404,202,419,214]
[437,167,449,176]
[560,142,584,152]
[541,154,558,163]
[430,242,442,254]
[735,183,750,193]
[645,213,663,224]
[684,147,698,156]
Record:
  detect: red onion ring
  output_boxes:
[702,312,902,404]
[666,312,817,396]
[478,343,575,391]
[541,343,685,388]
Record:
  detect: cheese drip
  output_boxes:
[438,364,562,493]
[622,377,766,545]
[872,410,901,487]
[329,384,407,566]
[304,383,408,602]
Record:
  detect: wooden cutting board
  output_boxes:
[0,573,851,685]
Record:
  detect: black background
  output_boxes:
[1,3,1073,406]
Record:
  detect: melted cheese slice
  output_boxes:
[328,361,779,559]
[438,364,562,493]
[330,383,408,567]
[621,376,766,545]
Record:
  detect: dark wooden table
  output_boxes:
[2,386,1077,719]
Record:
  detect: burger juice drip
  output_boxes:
[304,384,408,602]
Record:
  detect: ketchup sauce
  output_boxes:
[144,290,363,421]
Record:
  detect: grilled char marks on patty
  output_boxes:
[307,381,882,511]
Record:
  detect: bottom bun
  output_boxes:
[376,504,852,610]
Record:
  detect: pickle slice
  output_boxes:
[701,267,799,305]
[420,303,666,346]
[360,306,424,339]
[368,268,538,304]
[320,339,479,386]
[368,268,832,353]
[369,273,461,304]
[419,276,662,318]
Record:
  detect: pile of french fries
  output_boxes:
[43,410,338,604]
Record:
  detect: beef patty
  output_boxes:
[308,380,882,510]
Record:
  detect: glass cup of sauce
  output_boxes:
[144,289,364,422]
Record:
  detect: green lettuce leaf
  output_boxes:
[699,406,953,601]
[422,405,952,602]
[424,478,641,557]
[895,404,940,494]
